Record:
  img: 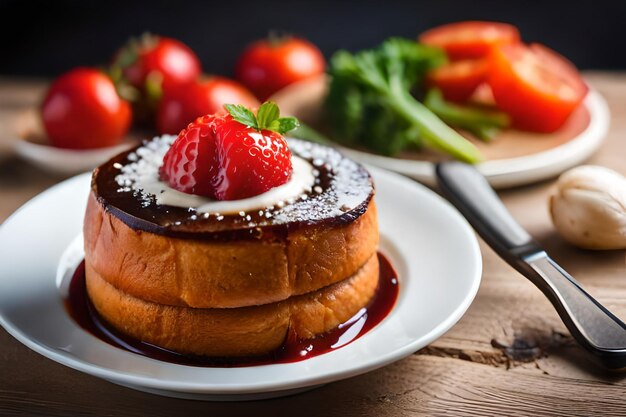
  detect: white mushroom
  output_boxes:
[550,165,626,249]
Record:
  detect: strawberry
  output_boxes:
[160,116,217,197]
[160,102,299,201]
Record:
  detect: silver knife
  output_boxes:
[436,162,626,370]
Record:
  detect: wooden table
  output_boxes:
[1,74,626,416]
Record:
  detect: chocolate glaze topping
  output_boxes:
[92,137,374,241]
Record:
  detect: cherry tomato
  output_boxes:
[488,43,588,132]
[118,35,201,94]
[235,36,326,101]
[419,21,520,60]
[427,59,488,102]
[41,68,132,149]
[156,77,259,134]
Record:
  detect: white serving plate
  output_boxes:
[0,166,481,400]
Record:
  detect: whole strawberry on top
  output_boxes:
[160,102,299,201]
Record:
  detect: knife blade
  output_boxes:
[436,161,626,370]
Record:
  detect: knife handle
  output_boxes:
[436,162,626,370]
[435,162,542,261]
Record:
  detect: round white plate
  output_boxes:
[0,167,482,400]
[339,91,609,189]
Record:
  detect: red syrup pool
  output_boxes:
[65,253,399,367]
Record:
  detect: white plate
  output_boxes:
[0,167,482,400]
[14,140,134,176]
[339,91,609,188]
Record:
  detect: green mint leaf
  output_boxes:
[276,117,299,134]
[225,104,258,129]
[268,120,281,131]
[256,101,280,129]
[225,101,299,135]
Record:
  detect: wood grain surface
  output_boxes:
[1,73,626,416]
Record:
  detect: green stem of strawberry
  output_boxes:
[224,102,299,135]
[267,30,290,48]
[99,65,139,103]
[107,32,159,104]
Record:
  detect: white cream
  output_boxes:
[116,135,315,215]
[118,141,315,214]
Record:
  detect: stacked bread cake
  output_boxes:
[84,137,379,357]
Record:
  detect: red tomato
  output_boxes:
[488,43,588,132]
[419,21,520,60]
[235,36,326,101]
[119,36,201,93]
[41,68,132,149]
[156,77,259,134]
[427,59,488,102]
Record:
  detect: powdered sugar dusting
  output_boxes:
[272,139,373,223]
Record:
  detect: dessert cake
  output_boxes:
[83,105,378,357]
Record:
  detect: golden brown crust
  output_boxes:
[86,254,379,357]
[84,192,378,308]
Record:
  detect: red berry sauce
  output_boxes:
[65,253,399,367]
